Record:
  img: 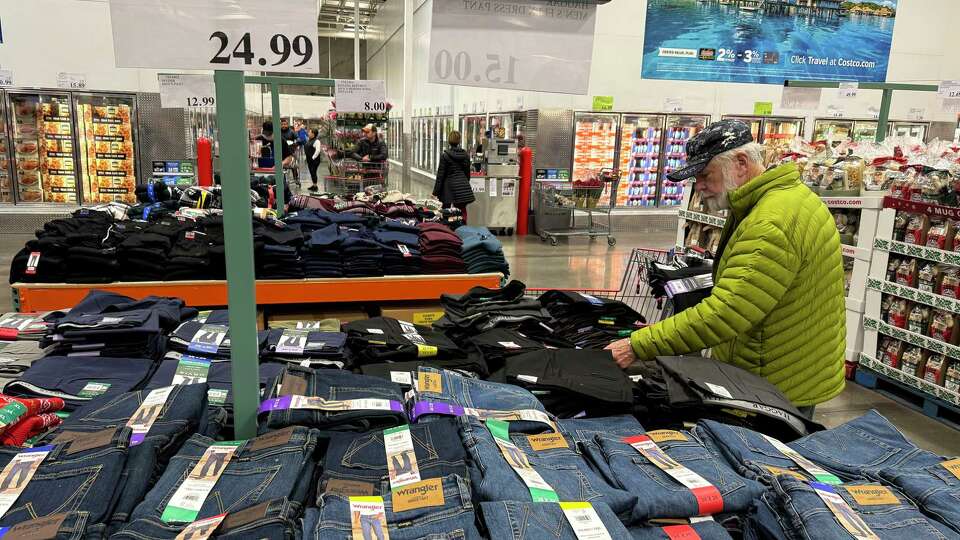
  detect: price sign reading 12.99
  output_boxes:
[109,0,319,74]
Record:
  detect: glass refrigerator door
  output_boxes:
[74,94,137,204]
[892,122,927,141]
[0,93,12,202]
[572,112,619,187]
[762,118,804,143]
[660,114,709,207]
[853,121,878,143]
[461,115,487,156]
[813,120,854,145]
[617,114,664,208]
[723,116,761,142]
[9,92,78,204]
[489,113,518,140]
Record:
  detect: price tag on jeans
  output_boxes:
[78,382,111,399]
[384,425,421,490]
[172,356,212,386]
[0,314,38,332]
[397,244,412,258]
[275,329,309,355]
[207,389,228,407]
[703,383,733,399]
[25,252,40,276]
[560,502,612,540]
[127,386,175,446]
[390,371,413,386]
[188,325,228,354]
[761,434,842,485]
[348,497,390,540]
[810,483,879,540]
[623,435,723,515]
[486,419,559,502]
[0,446,53,518]
[161,442,243,523]
[173,513,227,540]
[258,395,404,414]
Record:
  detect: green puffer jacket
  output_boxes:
[631,163,846,406]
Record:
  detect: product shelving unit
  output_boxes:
[674,186,884,363]
[858,197,960,417]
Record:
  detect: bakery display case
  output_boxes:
[488,112,524,141]
[74,93,138,204]
[660,114,710,207]
[461,114,487,157]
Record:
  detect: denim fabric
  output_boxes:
[628,521,733,540]
[306,474,482,540]
[113,498,303,539]
[41,384,209,530]
[459,418,637,519]
[143,354,285,411]
[791,410,945,481]
[0,512,103,540]
[765,475,960,540]
[3,355,156,410]
[258,366,407,433]
[745,492,793,540]
[557,416,647,494]
[692,419,811,483]
[129,427,318,522]
[478,501,631,540]
[321,418,468,491]
[593,430,764,522]
[411,368,549,433]
[0,427,130,529]
[880,463,960,534]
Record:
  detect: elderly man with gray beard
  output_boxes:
[605,120,846,417]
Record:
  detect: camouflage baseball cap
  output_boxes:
[667,119,754,181]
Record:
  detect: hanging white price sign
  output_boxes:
[334,79,387,113]
[428,1,597,95]
[0,70,13,87]
[938,81,960,99]
[664,98,683,113]
[109,0,319,74]
[57,72,87,90]
[838,82,858,99]
[159,74,217,109]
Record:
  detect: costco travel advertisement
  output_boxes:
[642,0,898,84]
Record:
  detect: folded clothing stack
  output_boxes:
[303,223,344,278]
[341,226,383,277]
[0,311,51,341]
[254,220,304,279]
[0,341,47,388]
[539,289,646,349]
[121,219,196,282]
[463,327,547,374]
[165,228,213,281]
[0,394,64,446]
[261,328,352,369]
[343,317,463,365]
[10,211,118,284]
[168,319,269,360]
[419,221,466,274]
[456,226,510,275]
[436,280,554,343]
[374,220,422,275]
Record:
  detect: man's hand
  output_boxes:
[605,337,637,369]
[362,156,371,162]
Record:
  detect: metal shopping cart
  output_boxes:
[535,168,619,247]
[525,248,675,324]
[324,159,388,196]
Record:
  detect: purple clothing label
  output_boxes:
[410,401,464,421]
[130,434,146,446]
[258,395,293,414]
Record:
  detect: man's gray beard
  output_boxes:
[703,191,730,211]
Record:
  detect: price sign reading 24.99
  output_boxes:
[432,51,519,86]
[208,32,314,68]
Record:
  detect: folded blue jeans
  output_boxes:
[765,475,960,540]
[478,500,631,540]
[459,417,637,520]
[879,463,960,534]
[306,474,482,540]
[692,419,814,484]
[129,427,318,522]
[629,520,733,540]
[593,430,764,522]
[557,416,647,490]
[113,498,303,539]
[0,512,104,540]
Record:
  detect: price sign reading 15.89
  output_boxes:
[110,0,320,74]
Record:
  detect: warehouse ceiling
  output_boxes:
[317,0,386,38]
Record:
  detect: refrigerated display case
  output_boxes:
[0,93,12,203]
[891,121,928,141]
[853,121,878,143]
[8,91,78,204]
[461,114,487,158]
[617,114,664,208]
[660,114,710,207]
[488,112,524,140]
[721,115,804,143]
[813,119,855,144]
[74,93,138,204]
[572,112,618,201]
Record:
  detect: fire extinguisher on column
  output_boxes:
[196,136,213,187]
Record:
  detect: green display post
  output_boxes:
[214,70,261,440]
[876,89,893,142]
[271,83,285,214]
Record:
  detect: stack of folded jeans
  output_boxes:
[436,281,553,343]
[491,349,634,418]
[43,384,211,532]
[419,222,466,274]
[0,310,52,340]
[0,341,48,388]
[114,498,304,539]
[457,226,510,275]
[120,220,194,282]
[254,221,304,279]
[167,319,269,360]
[303,223,344,278]
[261,328,351,369]
[479,501,632,540]
[464,327,547,373]
[343,317,463,365]
[539,290,647,349]
[258,366,407,433]
[341,226,384,277]
[165,228,213,280]
[374,224,422,275]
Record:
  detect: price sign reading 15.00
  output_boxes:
[432,51,519,86]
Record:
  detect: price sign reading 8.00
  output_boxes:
[432,50,519,86]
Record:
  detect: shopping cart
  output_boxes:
[525,248,674,324]
[324,159,388,196]
[535,168,619,247]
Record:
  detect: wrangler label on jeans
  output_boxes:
[275,329,309,355]
[560,502,612,540]
[647,430,688,443]
[172,356,211,386]
[0,513,68,539]
[0,446,53,519]
[257,395,404,414]
[349,496,390,540]
[77,382,111,398]
[487,419,559,502]
[384,425,421,490]
[528,432,569,451]
[761,434,842,485]
[187,325,228,355]
[161,442,243,523]
[207,389,228,407]
[391,477,445,512]
[941,458,960,480]
[762,465,808,482]
[623,435,723,515]
[173,513,226,540]
[416,371,442,394]
[127,386,175,446]
[844,485,900,506]
[810,483,880,540]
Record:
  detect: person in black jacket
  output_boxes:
[433,130,475,223]
[350,124,388,164]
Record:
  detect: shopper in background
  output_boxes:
[296,121,308,146]
[605,119,846,417]
[305,128,323,192]
[433,130,475,223]
[350,124,388,164]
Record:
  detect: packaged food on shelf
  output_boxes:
[904,214,930,245]
[928,309,959,344]
[895,259,918,288]
[922,354,948,385]
[901,345,926,377]
[917,262,940,293]
[879,337,905,369]
[907,304,931,335]
[941,266,960,298]
[927,218,954,250]
[946,360,960,392]
[887,298,910,328]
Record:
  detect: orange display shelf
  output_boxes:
[12,273,503,312]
